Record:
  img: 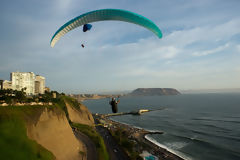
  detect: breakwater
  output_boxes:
[103,107,166,117]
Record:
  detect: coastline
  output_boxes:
[70,95,111,102]
[77,96,108,102]
[95,114,184,160]
[144,135,190,160]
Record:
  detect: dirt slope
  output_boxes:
[65,102,94,126]
[27,107,86,160]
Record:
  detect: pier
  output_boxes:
[103,107,166,117]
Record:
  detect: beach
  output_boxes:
[94,114,184,160]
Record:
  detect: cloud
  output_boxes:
[237,45,240,52]
[192,43,230,56]
[1,0,240,92]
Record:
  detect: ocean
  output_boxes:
[83,93,240,160]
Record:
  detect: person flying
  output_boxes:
[109,97,120,113]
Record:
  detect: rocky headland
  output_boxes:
[130,88,181,96]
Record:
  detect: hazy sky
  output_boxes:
[0,0,240,93]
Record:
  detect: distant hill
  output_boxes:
[130,88,181,96]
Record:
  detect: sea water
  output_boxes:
[83,93,240,160]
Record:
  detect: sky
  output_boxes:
[0,0,240,93]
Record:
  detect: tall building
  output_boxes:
[0,80,2,90]
[0,80,12,90]
[11,72,35,95]
[35,75,45,94]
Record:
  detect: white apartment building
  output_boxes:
[35,75,45,94]
[11,72,36,95]
[0,80,12,90]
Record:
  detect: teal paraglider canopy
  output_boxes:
[50,9,162,47]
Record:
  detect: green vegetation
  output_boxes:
[0,116,55,160]
[72,123,109,160]
[62,96,80,110]
[0,89,27,104]
[0,93,93,160]
[110,127,143,160]
[0,95,85,160]
[52,96,80,122]
[0,89,65,105]
[0,106,58,160]
[0,105,55,125]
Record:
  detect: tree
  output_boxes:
[15,91,26,103]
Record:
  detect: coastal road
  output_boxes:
[73,129,98,160]
[96,125,130,160]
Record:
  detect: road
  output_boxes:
[96,125,130,160]
[73,130,98,160]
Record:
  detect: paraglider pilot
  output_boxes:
[109,97,120,113]
[80,24,92,48]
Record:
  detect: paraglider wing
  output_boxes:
[83,24,92,32]
[50,9,162,47]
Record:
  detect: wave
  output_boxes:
[222,115,240,119]
[192,118,240,124]
[164,141,189,150]
[185,122,233,134]
[169,132,240,156]
[145,135,193,160]
[201,124,232,131]
[188,129,240,142]
[172,133,217,146]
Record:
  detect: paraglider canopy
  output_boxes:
[83,24,92,32]
[50,9,162,47]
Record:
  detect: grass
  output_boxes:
[0,105,52,124]
[0,117,55,160]
[53,96,81,122]
[71,123,109,160]
[0,96,86,160]
[110,127,143,160]
[62,96,80,110]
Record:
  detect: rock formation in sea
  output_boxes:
[130,88,181,96]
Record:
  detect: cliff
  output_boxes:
[64,98,94,126]
[0,95,101,160]
[130,88,180,96]
[0,96,95,160]
[27,107,86,160]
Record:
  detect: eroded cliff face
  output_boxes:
[65,102,94,126]
[27,107,86,160]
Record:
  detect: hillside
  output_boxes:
[130,88,181,96]
[0,95,99,160]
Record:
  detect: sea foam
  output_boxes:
[145,134,193,160]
